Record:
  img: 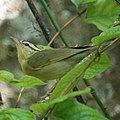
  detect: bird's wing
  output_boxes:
[27,48,90,68]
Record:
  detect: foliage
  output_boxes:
[83,53,111,79]
[85,0,120,31]
[30,87,91,116]
[0,70,46,88]
[92,26,120,45]
[37,45,52,50]
[0,0,120,120]
[71,0,96,8]
[0,108,36,120]
[53,99,108,120]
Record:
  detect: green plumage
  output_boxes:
[26,48,91,80]
[28,48,89,68]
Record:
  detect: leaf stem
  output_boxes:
[83,79,111,119]
[40,0,70,47]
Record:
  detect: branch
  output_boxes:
[48,9,86,46]
[26,0,56,47]
[15,88,24,108]
[83,79,111,119]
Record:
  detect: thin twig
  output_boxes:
[48,9,86,46]
[15,88,24,108]
[100,37,120,53]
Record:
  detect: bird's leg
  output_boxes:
[40,82,57,102]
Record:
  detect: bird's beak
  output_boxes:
[10,36,21,46]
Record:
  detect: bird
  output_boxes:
[11,37,96,81]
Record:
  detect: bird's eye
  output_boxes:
[22,41,39,51]
[23,43,30,47]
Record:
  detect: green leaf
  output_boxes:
[30,87,91,116]
[84,53,111,79]
[0,108,36,120]
[12,75,46,88]
[71,0,96,8]
[30,103,49,117]
[37,45,52,50]
[0,70,14,82]
[53,99,108,120]
[92,26,120,45]
[0,70,46,88]
[85,0,120,31]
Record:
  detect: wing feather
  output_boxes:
[28,48,89,68]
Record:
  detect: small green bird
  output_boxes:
[11,37,96,80]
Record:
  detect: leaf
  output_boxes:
[92,26,120,45]
[0,70,46,88]
[85,0,120,31]
[0,70,14,82]
[50,53,110,100]
[30,103,49,117]
[30,87,91,116]
[71,0,96,8]
[53,99,108,120]
[0,108,36,120]
[84,53,111,79]
[12,75,46,88]
[37,45,52,50]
